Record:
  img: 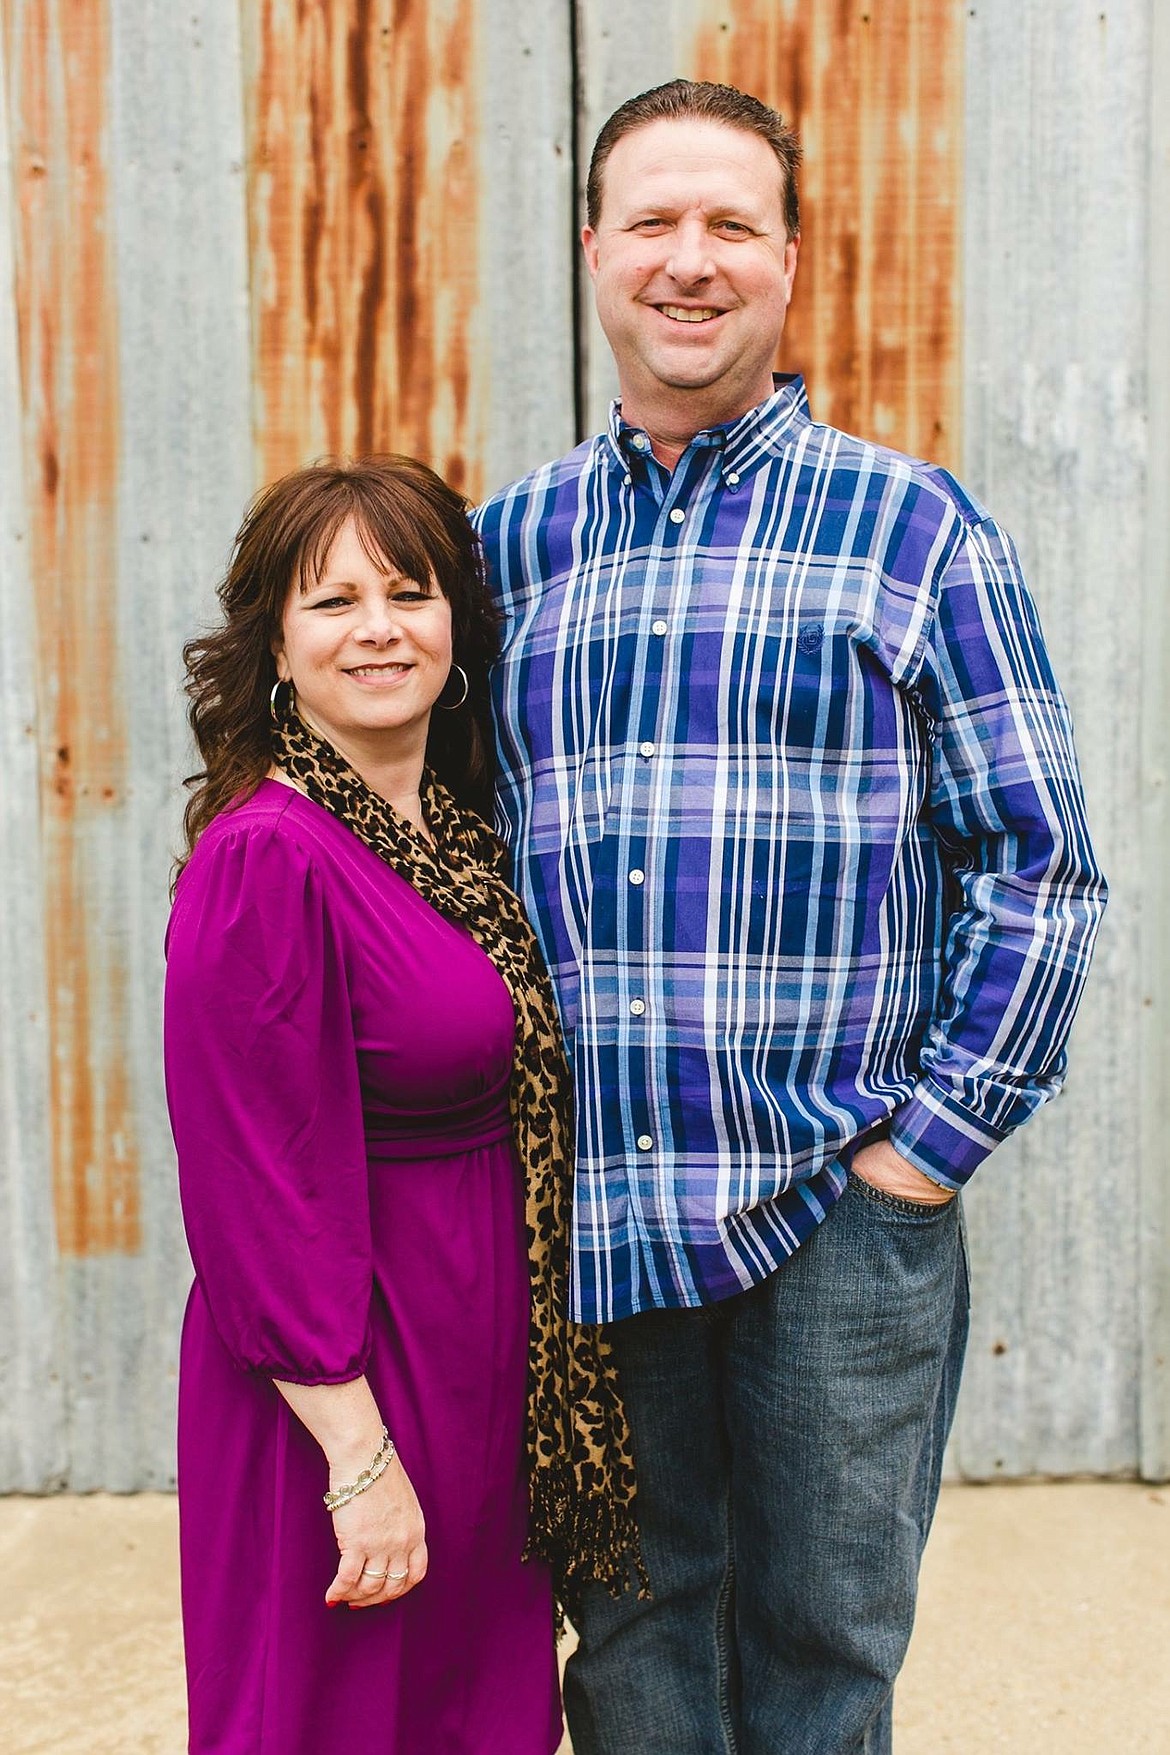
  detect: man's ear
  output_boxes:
[783,233,800,300]
[581,225,601,282]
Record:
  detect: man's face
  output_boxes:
[582,117,799,426]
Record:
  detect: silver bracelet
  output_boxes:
[323,1425,396,1512]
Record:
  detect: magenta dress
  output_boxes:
[164,781,561,1755]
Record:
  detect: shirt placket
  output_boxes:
[614,434,724,1281]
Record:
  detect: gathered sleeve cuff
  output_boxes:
[164,815,372,1383]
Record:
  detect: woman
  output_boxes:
[165,456,641,1754]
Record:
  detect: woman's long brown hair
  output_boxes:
[179,455,500,876]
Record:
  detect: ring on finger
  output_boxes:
[387,1568,409,1581]
[360,1567,390,1579]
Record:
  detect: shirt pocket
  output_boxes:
[745,617,859,752]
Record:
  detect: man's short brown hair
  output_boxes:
[586,79,802,239]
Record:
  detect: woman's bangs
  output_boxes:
[351,484,456,594]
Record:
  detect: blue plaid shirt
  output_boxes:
[473,378,1106,1323]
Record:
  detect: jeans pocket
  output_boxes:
[846,1168,956,1221]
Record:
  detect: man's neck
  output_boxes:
[618,375,778,471]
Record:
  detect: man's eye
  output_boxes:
[716,221,751,236]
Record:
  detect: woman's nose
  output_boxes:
[355,602,401,644]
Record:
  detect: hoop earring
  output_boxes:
[436,664,469,711]
[270,677,295,721]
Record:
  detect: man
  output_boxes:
[473,80,1106,1754]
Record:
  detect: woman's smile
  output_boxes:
[344,660,415,683]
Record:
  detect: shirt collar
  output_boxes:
[604,374,810,485]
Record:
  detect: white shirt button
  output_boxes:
[668,507,686,524]
[631,432,650,451]
[629,998,646,1016]
[628,868,645,886]
[639,741,656,758]
[636,1134,653,1151]
[651,619,668,635]
[726,471,741,486]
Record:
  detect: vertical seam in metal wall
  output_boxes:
[954,1,966,475]
[236,0,260,487]
[568,0,585,444]
[1140,0,1170,1483]
[0,0,65,1490]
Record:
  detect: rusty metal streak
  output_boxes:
[691,0,963,466]
[1,0,139,1255]
[244,0,485,496]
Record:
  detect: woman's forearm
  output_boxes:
[273,1375,386,1482]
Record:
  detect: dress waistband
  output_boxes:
[365,1087,514,1161]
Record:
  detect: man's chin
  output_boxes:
[642,358,733,395]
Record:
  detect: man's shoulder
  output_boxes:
[794,412,993,534]
[472,436,601,532]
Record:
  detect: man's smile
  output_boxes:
[655,303,725,324]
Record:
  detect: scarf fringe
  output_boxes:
[525,1461,651,1637]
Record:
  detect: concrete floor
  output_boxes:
[1,1483,1167,1753]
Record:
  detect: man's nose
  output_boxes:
[666,219,715,286]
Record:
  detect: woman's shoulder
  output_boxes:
[183,779,320,866]
[170,780,347,926]
[166,786,349,981]
[171,779,409,934]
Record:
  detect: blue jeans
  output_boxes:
[563,1171,969,1755]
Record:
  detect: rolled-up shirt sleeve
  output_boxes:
[165,817,372,1382]
[888,513,1108,1187]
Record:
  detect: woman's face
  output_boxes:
[273,515,454,763]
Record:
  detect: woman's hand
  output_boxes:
[271,1375,428,1610]
[326,1449,428,1609]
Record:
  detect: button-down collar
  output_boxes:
[606,373,809,489]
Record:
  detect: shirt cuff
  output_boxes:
[886,1075,1007,1189]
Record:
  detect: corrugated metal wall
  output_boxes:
[0,0,1164,1490]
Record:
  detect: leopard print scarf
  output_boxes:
[272,705,644,1606]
